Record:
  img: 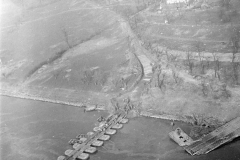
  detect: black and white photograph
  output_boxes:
[0,0,240,160]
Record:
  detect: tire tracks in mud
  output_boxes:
[117,19,154,98]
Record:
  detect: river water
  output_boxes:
[0,96,239,160]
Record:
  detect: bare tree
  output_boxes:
[198,52,205,74]
[186,50,194,74]
[172,68,180,84]
[229,27,240,85]
[194,40,205,54]
[200,80,208,96]
[165,50,179,63]
[212,53,221,79]
[194,41,205,74]
[156,67,166,93]
[62,28,71,48]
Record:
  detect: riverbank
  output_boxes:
[1,95,240,160]
[0,84,199,125]
[0,84,108,111]
[0,87,192,122]
[0,86,224,139]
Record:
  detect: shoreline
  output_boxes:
[0,92,84,108]
[1,89,223,140]
[0,89,106,111]
[139,111,195,124]
[0,90,196,124]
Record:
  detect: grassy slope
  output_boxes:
[0,0,141,104]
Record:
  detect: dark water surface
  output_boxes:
[0,96,239,160]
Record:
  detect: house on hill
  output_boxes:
[167,0,189,4]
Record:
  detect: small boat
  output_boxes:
[84,146,97,153]
[98,134,110,141]
[169,127,193,147]
[78,137,88,142]
[93,127,101,132]
[120,118,128,124]
[94,122,108,132]
[112,123,123,129]
[64,149,74,156]
[57,155,66,160]
[87,131,95,137]
[73,143,82,150]
[91,140,103,147]
[76,134,86,139]
[77,153,89,160]
[105,114,114,122]
[97,116,106,122]
[99,122,108,128]
[105,129,116,135]
[69,139,78,145]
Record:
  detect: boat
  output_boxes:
[77,153,89,160]
[76,134,86,139]
[106,114,118,122]
[57,155,66,160]
[93,127,101,132]
[105,114,114,122]
[64,149,74,156]
[69,139,78,145]
[78,137,88,142]
[119,118,128,124]
[169,127,193,147]
[99,122,108,128]
[112,123,123,129]
[97,116,106,122]
[91,140,103,147]
[98,134,110,141]
[73,143,82,150]
[105,129,116,135]
[93,123,108,132]
[76,134,88,143]
[87,132,95,137]
[84,146,97,153]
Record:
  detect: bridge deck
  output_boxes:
[184,117,240,155]
[64,112,127,160]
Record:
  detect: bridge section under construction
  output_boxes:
[57,112,129,160]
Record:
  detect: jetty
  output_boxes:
[169,116,240,155]
[57,111,128,160]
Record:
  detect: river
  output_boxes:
[0,96,239,160]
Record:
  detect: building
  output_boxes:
[167,0,189,4]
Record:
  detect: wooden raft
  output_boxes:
[184,116,240,155]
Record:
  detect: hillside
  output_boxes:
[138,0,240,53]
[1,0,240,128]
[1,0,143,105]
